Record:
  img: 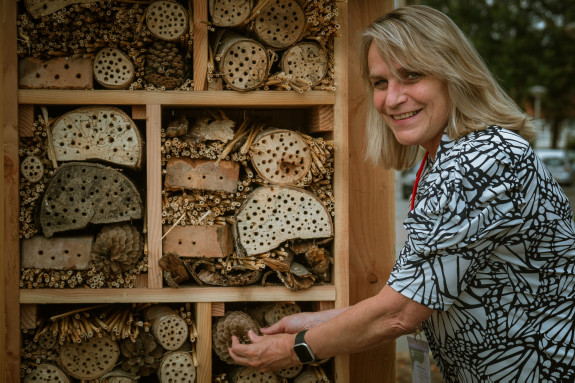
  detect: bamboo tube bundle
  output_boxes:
[145,0,189,41]
[280,41,328,88]
[229,366,280,383]
[209,0,254,27]
[214,31,269,91]
[93,47,135,89]
[58,334,119,380]
[23,363,70,383]
[145,305,189,351]
[157,351,197,383]
[252,0,306,49]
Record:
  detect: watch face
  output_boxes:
[294,343,315,364]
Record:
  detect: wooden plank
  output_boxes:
[211,302,225,317]
[20,304,38,330]
[348,1,397,382]
[193,0,208,90]
[196,302,212,383]
[20,285,337,304]
[308,105,334,133]
[18,104,35,137]
[19,89,336,106]
[132,105,147,120]
[332,3,350,382]
[2,0,22,380]
[147,105,163,288]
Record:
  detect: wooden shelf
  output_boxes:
[20,285,337,304]
[18,89,336,106]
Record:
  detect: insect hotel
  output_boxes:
[1,0,398,382]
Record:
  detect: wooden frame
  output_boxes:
[0,1,371,381]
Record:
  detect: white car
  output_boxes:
[535,149,573,186]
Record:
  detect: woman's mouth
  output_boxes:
[391,110,421,120]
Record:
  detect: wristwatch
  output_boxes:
[293,329,316,364]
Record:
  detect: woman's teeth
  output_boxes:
[392,111,419,120]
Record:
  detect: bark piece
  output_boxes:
[158,252,190,286]
[19,57,93,89]
[21,235,93,270]
[51,106,142,169]
[235,185,333,256]
[39,163,143,238]
[250,129,312,185]
[163,224,234,258]
[164,158,239,193]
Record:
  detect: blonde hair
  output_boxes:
[359,5,535,169]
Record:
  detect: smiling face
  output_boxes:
[368,43,451,159]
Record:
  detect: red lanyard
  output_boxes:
[410,151,429,212]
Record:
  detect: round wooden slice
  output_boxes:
[216,32,269,91]
[230,366,280,383]
[277,364,303,379]
[250,129,312,185]
[293,368,322,383]
[145,0,188,41]
[209,0,253,27]
[157,351,196,382]
[93,47,135,90]
[24,363,70,383]
[58,335,119,380]
[20,155,44,183]
[281,41,328,87]
[253,0,306,49]
[145,305,189,351]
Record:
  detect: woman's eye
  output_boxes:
[406,72,423,80]
[373,80,388,90]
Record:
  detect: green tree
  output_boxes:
[409,0,575,148]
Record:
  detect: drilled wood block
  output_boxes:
[24,0,99,18]
[164,158,239,193]
[162,225,233,258]
[18,57,93,89]
[21,235,93,270]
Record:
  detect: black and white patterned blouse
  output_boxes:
[388,126,575,382]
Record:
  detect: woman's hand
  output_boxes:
[261,311,328,335]
[228,330,299,372]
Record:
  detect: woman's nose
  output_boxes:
[385,81,407,108]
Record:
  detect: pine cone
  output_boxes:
[213,311,260,364]
[120,332,165,376]
[144,41,188,89]
[91,225,144,275]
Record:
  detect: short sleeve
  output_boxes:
[388,142,526,311]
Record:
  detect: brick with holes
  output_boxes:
[164,158,239,193]
[162,225,233,258]
[18,57,93,89]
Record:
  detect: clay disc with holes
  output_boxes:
[51,106,142,169]
[253,0,306,49]
[39,162,143,238]
[24,363,70,383]
[145,305,189,350]
[281,41,328,87]
[157,351,196,382]
[250,129,312,185]
[277,364,303,379]
[235,185,333,256]
[58,335,119,380]
[93,48,135,89]
[20,155,45,183]
[209,0,253,27]
[146,0,188,41]
[216,32,269,91]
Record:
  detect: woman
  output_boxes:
[230,6,575,382]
